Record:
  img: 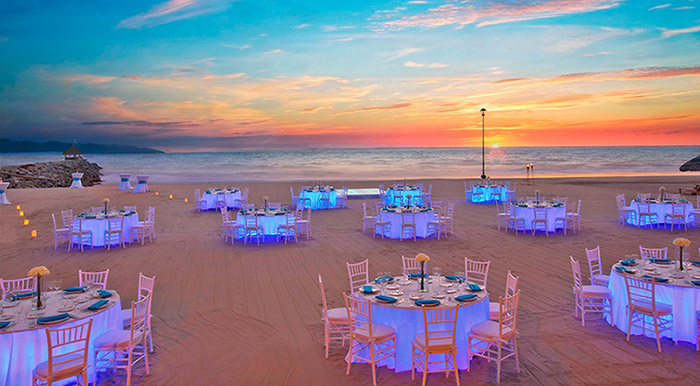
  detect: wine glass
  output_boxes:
[433,268,442,282]
[456,271,465,292]
[56,280,62,291]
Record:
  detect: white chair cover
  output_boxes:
[0,182,9,204]
[118,173,133,190]
[69,173,84,188]
[132,175,150,194]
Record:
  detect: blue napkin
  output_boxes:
[649,258,672,264]
[415,299,440,306]
[0,321,9,329]
[11,291,37,300]
[98,289,112,298]
[615,266,633,274]
[37,313,70,324]
[455,294,478,301]
[205,190,211,194]
[63,286,86,293]
[409,273,428,278]
[691,261,700,267]
[255,213,266,216]
[445,275,466,282]
[87,299,108,311]
[691,280,700,286]
[468,283,482,292]
[374,276,394,284]
[641,275,669,283]
[85,215,96,219]
[362,285,375,294]
[124,212,135,216]
[375,295,398,303]
[620,259,636,266]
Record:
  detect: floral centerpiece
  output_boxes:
[103,197,110,214]
[534,190,540,203]
[415,253,430,292]
[673,238,691,271]
[27,266,50,309]
[262,196,269,211]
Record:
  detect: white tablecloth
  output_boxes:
[627,200,694,226]
[378,208,436,239]
[299,188,337,209]
[72,213,139,247]
[235,212,293,236]
[201,190,242,210]
[131,175,149,194]
[512,202,566,233]
[382,187,423,206]
[607,263,700,343]
[351,278,489,371]
[69,173,83,189]
[0,290,122,385]
[118,174,132,190]
[0,182,9,205]
[469,185,507,203]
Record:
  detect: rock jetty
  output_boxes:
[0,158,102,188]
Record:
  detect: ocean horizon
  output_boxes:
[1,146,698,184]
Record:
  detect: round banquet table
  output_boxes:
[627,199,695,227]
[350,278,489,372]
[379,207,436,239]
[469,184,507,203]
[512,201,566,233]
[383,186,423,206]
[0,182,10,205]
[0,290,122,385]
[72,212,139,247]
[607,260,700,344]
[236,209,294,238]
[299,187,337,209]
[201,189,242,210]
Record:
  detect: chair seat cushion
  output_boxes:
[631,301,672,316]
[33,352,86,380]
[326,307,350,323]
[581,285,612,298]
[470,320,513,340]
[592,274,610,286]
[94,329,142,351]
[412,332,454,352]
[354,323,395,341]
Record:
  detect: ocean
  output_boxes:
[1,146,698,184]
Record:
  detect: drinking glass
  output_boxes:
[433,268,442,282]
[456,272,465,292]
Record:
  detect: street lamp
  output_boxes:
[480,108,487,179]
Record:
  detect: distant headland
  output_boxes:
[0,138,164,154]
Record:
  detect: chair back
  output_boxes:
[107,216,123,233]
[534,207,547,220]
[402,255,426,275]
[505,271,518,297]
[421,305,458,352]
[45,319,92,380]
[295,207,304,221]
[671,203,685,216]
[61,210,73,228]
[574,199,581,215]
[585,246,603,279]
[362,202,369,218]
[344,293,372,339]
[346,259,369,294]
[318,275,329,320]
[497,290,520,339]
[138,273,155,302]
[624,275,658,315]
[52,213,61,231]
[194,189,201,201]
[70,217,84,234]
[244,215,259,228]
[569,256,583,293]
[268,202,282,210]
[320,191,331,200]
[374,201,383,215]
[78,269,110,289]
[130,295,150,344]
[616,194,626,209]
[639,246,667,260]
[378,184,384,194]
[637,193,651,199]
[445,203,455,219]
[242,203,254,211]
[666,193,680,200]
[242,187,249,202]
[147,206,156,224]
[402,211,415,225]
[0,276,37,299]
[464,258,490,288]
[637,201,651,213]
[124,205,137,212]
[427,184,432,194]
[221,206,229,223]
[290,186,297,199]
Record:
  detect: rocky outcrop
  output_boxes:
[0,158,102,188]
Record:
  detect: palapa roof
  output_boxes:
[680,154,700,172]
[63,142,82,156]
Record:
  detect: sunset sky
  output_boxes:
[1,0,699,151]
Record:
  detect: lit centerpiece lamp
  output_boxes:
[415,253,430,292]
[673,237,691,271]
[27,265,50,310]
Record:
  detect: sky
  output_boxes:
[0,0,699,152]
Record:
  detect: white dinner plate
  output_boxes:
[439,283,452,287]
[386,284,400,290]
[26,312,44,319]
[433,294,446,299]
[446,288,457,294]
[0,314,13,320]
[410,294,423,300]
[389,291,404,296]
[58,305,74,312]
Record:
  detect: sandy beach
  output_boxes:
[1,175,699,385]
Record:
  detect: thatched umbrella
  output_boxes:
[680,154,700,172]
[63,140,82,160]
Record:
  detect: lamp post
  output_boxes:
[480,108,487,179]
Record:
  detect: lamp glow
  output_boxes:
[19,211,24,217]
[31,230,37,238]
[24,219,29,226]
[155,192,159,196]
[185,198,189,203]
[16,205,20,210]
[169,194,173,199]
